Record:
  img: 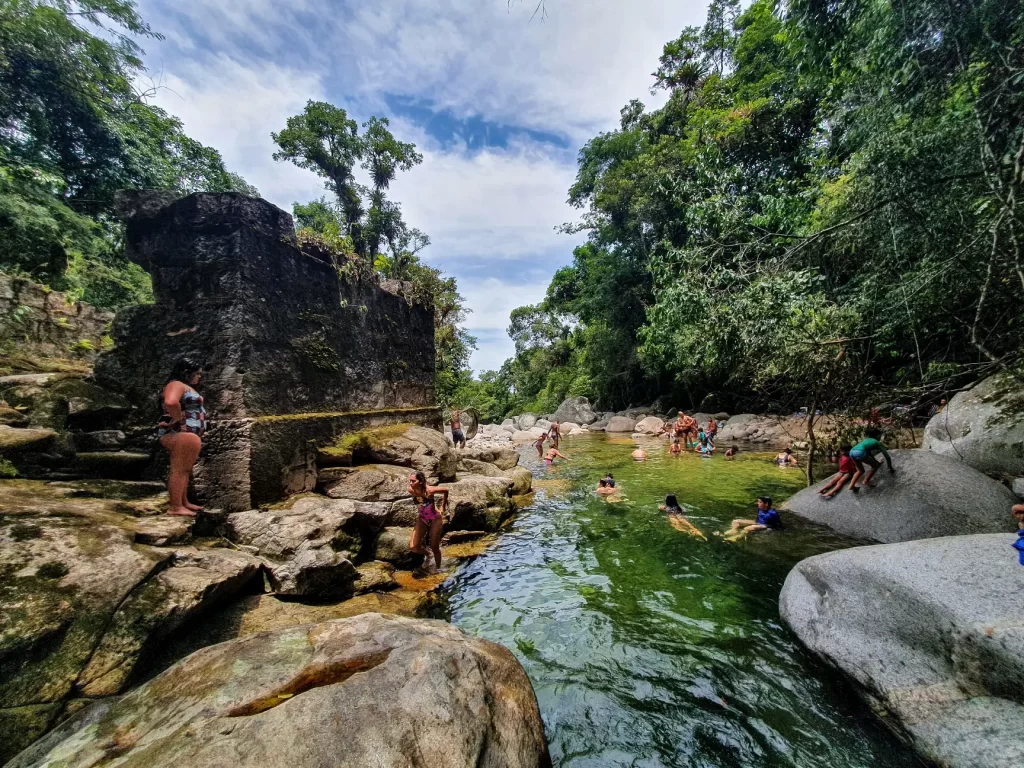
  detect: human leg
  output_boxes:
[409,518,428,555]
[860,455,882,487]
[161,432,202,516]
[428,515,444,568]
[824,473,851,498]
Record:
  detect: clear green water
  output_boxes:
[438,435,920,767]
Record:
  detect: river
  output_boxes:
[437,434,921,767]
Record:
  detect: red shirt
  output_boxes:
[839,455,856,474]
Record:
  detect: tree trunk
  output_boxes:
[806,400,818,486]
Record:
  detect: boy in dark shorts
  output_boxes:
[818,445,855,498]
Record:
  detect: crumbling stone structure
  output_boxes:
[95,192,439,511]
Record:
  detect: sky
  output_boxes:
[136,0,708,372]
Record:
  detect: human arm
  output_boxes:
[879,443,894,471]
[161,381,187,424]
[788,454,799,466]
[427,485,449,511]
[554,449,569,460]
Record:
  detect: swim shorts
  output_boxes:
[451,428,465,444]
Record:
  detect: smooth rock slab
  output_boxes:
[345,423,457,482]
[8,613,551,768]
[318,463,415,502]
[780,535,1024,768]
[605,416,637,433]
[782,449,1016,543]
[459,446,519,470]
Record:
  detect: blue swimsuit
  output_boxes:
[1013,530,1024,565]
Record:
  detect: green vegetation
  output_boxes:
[0,1,256,309]
[490,0,1024,417]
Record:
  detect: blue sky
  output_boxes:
[137,0,706,371]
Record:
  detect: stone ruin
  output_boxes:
[94,191,439,511]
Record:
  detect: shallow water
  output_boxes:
[438,435,920,767]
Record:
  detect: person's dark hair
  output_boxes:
[412,470,428,490]
[167,356,203,384]
[840,444,851,453]
[606,473,613,479]
[784,447,792,454]
[758,496,773,508]
[665,494,681,511]
[599,479,607,487]
[864,426,881,439]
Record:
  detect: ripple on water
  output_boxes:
[439,434,920,767]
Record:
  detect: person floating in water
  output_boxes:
[450,409,466,449]
[632,446,647,461]
[818,445,855,498]
[544,446,569,466]
[602,473,616,488]
[849,427,894,491]
[661,494,706,539]
[533,433,547,458]
[1013,504,1024,565]
[724,497,782,540]
[724,446,738,460]
[408,471,449,571]
[775,448,798,467]
[597,478,616,495]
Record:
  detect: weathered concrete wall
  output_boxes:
[0,274,114,363]
[95,192,439,510]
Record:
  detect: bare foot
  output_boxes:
[824,493,835,499]
[850,486,859,493]
[184,502,205,512]
[167,507,197,517]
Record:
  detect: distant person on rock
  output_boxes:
[775,448,798,467]
[544,446,569,466]
[849,427,894,492]
[450,409,466,449]
[1013,504,1024,565]
[408,470,448,571]
[818,445,855,498]
[158,356,206,517]
[724,496,782,540]
[661,494,706,539]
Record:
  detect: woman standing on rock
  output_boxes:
[408,470,449,571]
[158,356,206,517]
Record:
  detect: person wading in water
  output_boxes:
[158,357,206,517]
[408,471,449,571]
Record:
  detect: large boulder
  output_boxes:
[460,446,519,470]
[634,416,664,435]
[516,413,538,430]
[782,449,1017,543]
[458,457,508,478]
[0,425,57,458]
[0,376,131,431]
[227,497,380,596]
[923,374,1024,477]
[373,526,423,569]
[511,430,540,443]
[605,416,637,433]
[780,535,1024,768]
[317,463,412,501]
[8,613,551,768]
[504,466,534,495]
[446,475,516,532]
[337,424,457,482]
[552,396,599,425]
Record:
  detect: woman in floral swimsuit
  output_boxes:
[408,470,449,570]
[158,357,207,517]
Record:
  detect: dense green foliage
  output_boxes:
[495,0,1023,416]
[0,0,255,307]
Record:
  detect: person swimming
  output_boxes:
[724,496,782,541]
[596,478,616,495]
[775,448,798,467]
[660,494,706,539]
[602,473,615,488]
[724,446,738,460]
[632,446,647,461]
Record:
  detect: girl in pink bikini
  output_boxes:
[408,471,449,570]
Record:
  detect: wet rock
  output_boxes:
[553,395,599,425]
[780,535,1024,768]
[227,500,366,597]
[0,425,57,457]
[446,475,516,532]
[923,373,1024,477]
[8,613,551,768]
[782,449,1016,543]
[74,430,126,451]
[458,457,508,478]
[459,446,519,470]
[504,466,533,495]
[0,404,29,427]
[605,416,637,433]
[339,423,457,482]
[352,560,398,594]
[318,463,414,502]
[634,416,664,434]
[373,527,424,569]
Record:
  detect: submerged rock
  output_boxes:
[780,535,1024,768]
[782,449,1016,543]
[923,373,1024,477]
[8,613,551,768]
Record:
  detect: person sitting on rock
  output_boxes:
[450,409,466,449]
[661,494,706,539]
[849,427,894,492]
[544,446,569,466]
[158,356,207,517]
[408,470,449,571]
[533,433,547,458]
[1012,504,1024,565]
[597,478,616,495]
[818,445,855,498]
[724,496,782,540]
[775,448,798,467]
